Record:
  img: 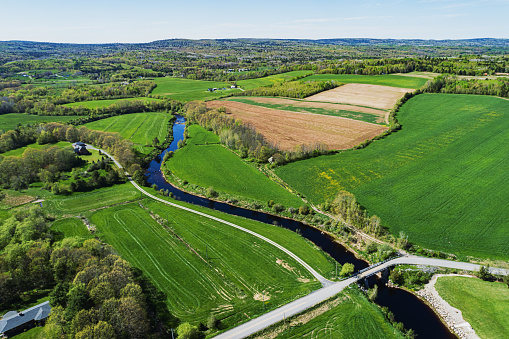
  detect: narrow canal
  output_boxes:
[146,114,455,338]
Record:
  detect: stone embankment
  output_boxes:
[416,274,480,339]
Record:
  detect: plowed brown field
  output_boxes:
[306,83,413,110]
[207,101,387,150]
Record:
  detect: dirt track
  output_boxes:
[306,83,413,110]
[207,101,387,150]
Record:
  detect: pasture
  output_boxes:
[276,94,509,259]
[51,217,91,238]
[165,125,304,207]
[305,74,428,89]
[306,83,413,110]
[63,97,162,109]
[84,112,170,153]
[206,101,387,150]
[225,97,387,124]
[435,276,509,339]
[43,183,139,215]
[92,202,325,326]
[263,287,404,338]
[0,114,76,132]
[236,70,313,90]
[151,77,241,101]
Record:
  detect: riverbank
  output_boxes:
[417,274,479,339]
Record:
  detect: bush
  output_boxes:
[299,205,310,215]
[267,200,275,208]
[273,204,284,213]
[207,187,218,198]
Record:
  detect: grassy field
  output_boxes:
[51,217,91,238]
[276,94,509,259]
[225,97,386,124]
[236,70,314,90]
[151,77,241,101]
[165,125,304,207]
[13,326,45,339]
[63,97,162,109]
[43,183,139,216]
[0,141,71,157]
[265,287,404,338]
[305,74,428,89]
[91,202,327,326]
[435,276,509,339]
[0,114,77,132]
[84,112,170,153]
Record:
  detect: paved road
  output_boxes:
[88,143,332,287]
[91,143,509,338]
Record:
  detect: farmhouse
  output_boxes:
[0,301,51,338]
[72,141,91,155]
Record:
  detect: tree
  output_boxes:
[298,205,310,215]
[152,137,160,147]
[340,263,354,277]
[477,265,494,281]
[176,322,202,339]
[207,314,219,331]
[503,274,509,288]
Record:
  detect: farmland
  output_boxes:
[165,125,304,207]
[305,74,428,89]
[435,276,509,339]
[276,94,509,260]
[306,83,414,110]
[225,97,387,124]
[63,96,162,108]
[206,100,387,150]
[0,113,76,131]
[236,70,314,89]
[84,112,171,153]
[91,202,328,326]
[51,217,91,238]
[260,287,404,339]
[151,77,241,101]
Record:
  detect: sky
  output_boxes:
[1,0,508,43]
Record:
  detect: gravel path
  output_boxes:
[417,274,480,339]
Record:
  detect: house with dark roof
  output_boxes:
[0,301,51,337]
[72,142,91,155]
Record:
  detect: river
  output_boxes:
[146,114,455,338]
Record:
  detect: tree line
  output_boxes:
[235,80,339,99]
[421,75,509,97]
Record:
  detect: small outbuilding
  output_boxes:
[0,301,51,338]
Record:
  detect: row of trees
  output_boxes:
[237,80,339,99]
[185,102,331,165]
[422,75,509,97]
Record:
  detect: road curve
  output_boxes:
[87,144,332,287]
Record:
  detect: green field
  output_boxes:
[84,112,170,153]
[43,183,139,215]
[151,77,241,101]
[236,70,314,90]
[270,287,403,338]
[92,202,328,326]
[226,97,386,124]
[304,74,428,89]
[276,94,509,259]
[51,217,91,237]
[63,97,162,109]
[0,141,71,157]
[165,125,304,207]
[435,276,509,339]
[0,114,77,132]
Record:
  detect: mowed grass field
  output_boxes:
[0,141,71,157]
[51,217,91,238]
[151,77,241,101]
[165,125,304,207]
[225,97,386,124]
[276,94,509,259]
[435,276,509,339]
[84,112,170,153]
[0,114,77,131]
[305,74,427,89]
[92,202,327,326]
[272,287,404,339]
[43,183,139,215]
[236,70,314,90]
[62,97,162,109]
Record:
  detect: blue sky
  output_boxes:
[1,0,508,43]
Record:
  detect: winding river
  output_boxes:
[146,115,455,338]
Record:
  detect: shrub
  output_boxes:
[299,205,310,215]
[207,187,218,198]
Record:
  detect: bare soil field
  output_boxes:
[306,83,414,110]
[207,101,387,150]
[244,97,386,116]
